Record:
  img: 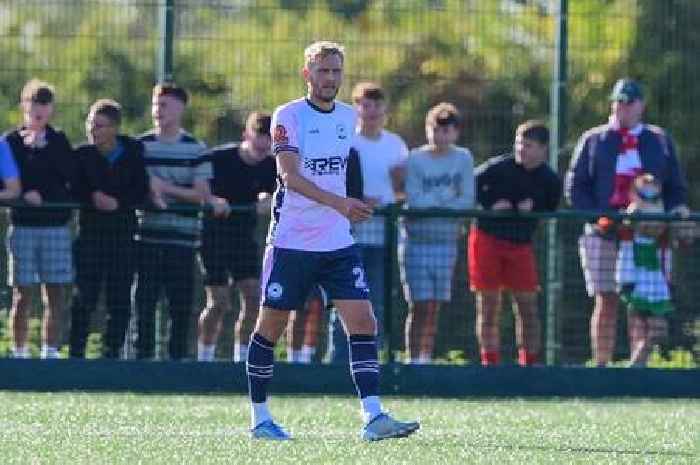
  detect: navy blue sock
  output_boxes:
[348,334,379,399]
[247,333,275,403]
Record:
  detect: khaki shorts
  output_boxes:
[578,232,617,296]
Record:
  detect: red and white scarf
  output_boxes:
[609,118,643,208]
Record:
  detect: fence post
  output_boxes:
[153,0,175,358]
[383,205,399,364]
[546,0,568,366]
[156,0,175,83]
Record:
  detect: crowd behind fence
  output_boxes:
[0,205,698,368]
[0,1,699,369]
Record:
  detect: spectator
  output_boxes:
[4,79,76,359]
[135,82,228,360]
[469,120,561,366]
[196,112,276,362]
[401,102,474,364]
[616,174,672,366]
[0,137,21,201]
[328,81,408,363]
[69,99,149,359]
[565,78,688,366]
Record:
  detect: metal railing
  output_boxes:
[0,204,697,368]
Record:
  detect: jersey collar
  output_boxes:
[305,98,335,114]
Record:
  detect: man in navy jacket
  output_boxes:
[565,78,689,366]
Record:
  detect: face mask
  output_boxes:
[635,184,661,202]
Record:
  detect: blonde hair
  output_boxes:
[304,41,345,68]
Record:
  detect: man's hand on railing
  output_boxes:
[208,196,230,218]
[23,190,43,206]
[150,191,167,210]
[595,216,615,235]
[670,204,690,218]
[670,204,695,246]
[491,199,513,211]
[516,198,533,212]
[92,191,119,212]
[256,193,272,215]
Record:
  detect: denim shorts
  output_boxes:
[7,225,74,286]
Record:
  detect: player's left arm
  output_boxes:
[277,150,372,222]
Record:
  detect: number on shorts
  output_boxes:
[352,266,367,290]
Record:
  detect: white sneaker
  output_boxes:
[360,413,420,441]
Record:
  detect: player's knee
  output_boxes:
[254,308,290,342]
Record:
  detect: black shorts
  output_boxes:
[200,221,261,286]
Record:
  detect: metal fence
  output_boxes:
[0,205,698,368]
[0,1,699,366]
[2,1,699,193]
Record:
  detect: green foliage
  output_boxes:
[0,316,42,357]
[647,347,697,369]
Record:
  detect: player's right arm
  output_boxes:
[272,103,371,222]
[276,151,372,222]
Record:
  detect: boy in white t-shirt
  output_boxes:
[328,82,409,363]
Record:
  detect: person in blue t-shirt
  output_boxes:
[0,137,21,201]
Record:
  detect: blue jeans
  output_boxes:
[328,245,385,363]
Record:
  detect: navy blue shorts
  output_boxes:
[260,245,370,310]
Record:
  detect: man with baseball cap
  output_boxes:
[565,78,689,366]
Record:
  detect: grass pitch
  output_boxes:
[0,393,698,465]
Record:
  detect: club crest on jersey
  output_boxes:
[336,123,347,140]
[267,282,284,300]
[273,125,289,144]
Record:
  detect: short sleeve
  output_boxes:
[0,137,19,180]
[193,141,212,181]
[271,105,299,156]
[392,135,409,167]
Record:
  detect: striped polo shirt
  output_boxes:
[137,129,211,247]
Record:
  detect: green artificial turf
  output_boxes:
[0,393,697,465]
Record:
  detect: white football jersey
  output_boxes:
[268,97,357,251]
